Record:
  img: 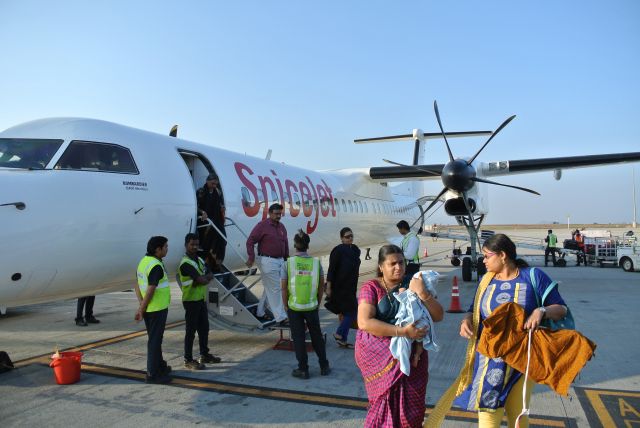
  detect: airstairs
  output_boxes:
[192,218,278,333]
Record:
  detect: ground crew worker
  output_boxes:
[574,230,587,266]
[397,220,421,283]
[281,230,330,379]
[135,236,172,384]
[178,233,222,370]
[544,229,558,267]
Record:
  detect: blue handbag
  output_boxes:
[529,268,575,330]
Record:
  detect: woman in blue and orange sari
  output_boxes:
[355,244,444,427]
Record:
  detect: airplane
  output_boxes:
[1,110,640,317]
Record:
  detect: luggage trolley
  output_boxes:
[584,236,618,267]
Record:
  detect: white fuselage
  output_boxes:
[0,118,421,307]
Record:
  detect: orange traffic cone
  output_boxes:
[423,248,428,258]
[446,275,464,313]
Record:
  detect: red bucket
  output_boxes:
[49,351,83,385]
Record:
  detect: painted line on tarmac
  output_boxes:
[13,320,186,367]
[575,386,640,427]
[63,361,571,426]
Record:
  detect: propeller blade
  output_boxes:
[382,159,441,176]
[433,101,455,162]
[461,191,477,233]
[471,176,540,195]
[467,115,516,165]
[410,187,448,229]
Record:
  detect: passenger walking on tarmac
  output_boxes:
[355,245,443,428]
[281,230,330,379]
[397,220,421,283]
[75,296,100,326]
[134,236,172,384]
[544,229,558,267]
[178,233,222,370]
[426,233,568,428]
[325,227,361,348]
[246,203,289,326]
[197,173,227,270]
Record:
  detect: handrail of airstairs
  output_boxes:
[196,217,262,303]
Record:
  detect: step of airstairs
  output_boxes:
[205,266,277,333]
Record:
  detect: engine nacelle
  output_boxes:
[444,197,476,216]
[443,181,488,216]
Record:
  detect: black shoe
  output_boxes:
[291,368,309,379]
[75,318,88,327]
[85,316,100,324]
[278,319,289,327]
[320,366,331,376]
[160,362,172,375]
[199,353,221,364]
[184,359,205,370]
[145,374,172,384]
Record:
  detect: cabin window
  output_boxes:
[348,200,353,213]
[364,201,368,213]
[334,198,339,212]
[341,199,347,212]
[358,201,363,213]
[293,193,301,210]
[55,141,138,174]
[0,138,63,170]
[241,187,254,207]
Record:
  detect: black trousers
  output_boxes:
[76,296,95,319]
[143,308,168,377]
[288,308,328,371]
[545,248,557,266]
[183,300,210,360]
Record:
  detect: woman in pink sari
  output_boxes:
[355,244,444,427]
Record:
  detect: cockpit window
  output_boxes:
[0,138,63,169]
[55,141,138,174]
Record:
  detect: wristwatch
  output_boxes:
[538,306,547,318]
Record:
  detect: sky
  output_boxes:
[1,0,639,225]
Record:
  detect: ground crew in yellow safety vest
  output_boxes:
[397,220,421,283]
[280,230,330,380]
[135,236,172,384]
[178,233,221,370]
[545,229,558,267]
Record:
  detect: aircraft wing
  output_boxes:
[480,152,640,177]
[368,151,640,181]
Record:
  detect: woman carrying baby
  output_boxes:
[355,244,444,427]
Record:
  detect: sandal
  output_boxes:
[337,340,354,349]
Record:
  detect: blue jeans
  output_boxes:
[335,311,356,342]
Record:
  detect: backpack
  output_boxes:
[529,267,575,330]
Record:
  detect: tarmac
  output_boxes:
[1,227,639,427]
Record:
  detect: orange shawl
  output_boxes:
[477,302,596,395]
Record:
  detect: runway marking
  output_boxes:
[57,361,571,426]
[575,386,640,427]
[13,320,185,367]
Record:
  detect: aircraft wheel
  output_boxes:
[476,257,487,277]
[557,259,567,267]
[451,257,461,267]
[462,257,472,282]
[621,257,634,272]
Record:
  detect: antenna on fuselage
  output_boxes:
[169,125,178,137]
[265,149,272,160]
